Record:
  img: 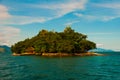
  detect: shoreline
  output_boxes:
[12,52,104,57]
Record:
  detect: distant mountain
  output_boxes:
[88,48,115,52]
[0,45,11,53]
[0,48,4,52]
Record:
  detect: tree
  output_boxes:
[79,40,96,53]
[64,26,74,33]
[25,47,34,53]
[11,26,96,54]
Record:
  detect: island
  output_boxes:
[0,45,11,53]
[11,26,103,57]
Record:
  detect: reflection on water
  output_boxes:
[0,52,120,80]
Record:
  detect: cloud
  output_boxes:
[73,12,118,21]
[94,3,120,9]
[0,16,49,25]
[96,43,103,47]
[0,5,11,20]
[0,0,88,25]
[90,2,120,21]
[32,0,87,18]
[74,13,83,17]
[73,2,120,21]
[0,26,20,46]
[0,4,51,25]
[65,20,80,26]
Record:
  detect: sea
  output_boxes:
[0,52,120,80]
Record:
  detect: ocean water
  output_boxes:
[0,52,120,80]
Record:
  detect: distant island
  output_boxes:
[89,48,115,53]
[11,26,103,56]
[0,45,11,53]
[0,48,4,53]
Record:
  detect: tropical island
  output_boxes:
[11,26,103,56]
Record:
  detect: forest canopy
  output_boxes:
[11,26,96,54]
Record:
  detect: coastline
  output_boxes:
[12,52,104,57]
[12,53,36,56]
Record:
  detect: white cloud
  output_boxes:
[32,0,87,18]
[0,16,48,25]
[74,13,83,17]
[73,12,119,21]
[94,3,120,9]
[0,5,11,19]
[0,26,20,46]
[0,4,51,25]
[0,0,88,25]
[73,2,120,21]
[0,4,50,46]
[91,3,120,21]
[96,43,103,47]
[65,20,80,25]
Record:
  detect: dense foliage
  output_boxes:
[11,26,96,54]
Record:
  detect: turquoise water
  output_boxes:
[0,52,120,80]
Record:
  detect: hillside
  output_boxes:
[0,48,4,53]
[88,48,115,52]
[0,45,11,53]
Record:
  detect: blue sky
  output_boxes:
[0,0,120,51]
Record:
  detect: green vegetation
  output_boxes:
[11,26,96,54]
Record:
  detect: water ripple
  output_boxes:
[0,52,120,80]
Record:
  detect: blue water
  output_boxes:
[0,52,120,80]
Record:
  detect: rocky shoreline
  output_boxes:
[12,52,104,57]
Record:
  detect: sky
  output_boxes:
[0,0,120,51]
